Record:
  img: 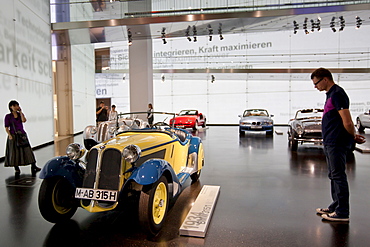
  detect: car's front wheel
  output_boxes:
[193,121,198,131]
[38,177,78,223]
[139,176,169,236]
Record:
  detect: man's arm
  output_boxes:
[338,109,355,137]
[339,109,366,144]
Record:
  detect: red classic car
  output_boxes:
[169,110,206,130]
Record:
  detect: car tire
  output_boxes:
[357,118,365,133]
[139,176,169,236]
[290,137,298,151]
[266,127,274,137]
[193,121,198,131]
[239,130,245,136]
[191,143,204,183]
[38,177,78,223]
[202,119,207,128]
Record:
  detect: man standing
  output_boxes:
[311,68,365,222]
[96,101,108,124]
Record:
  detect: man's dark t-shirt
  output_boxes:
[96,107,108,121]
[322,84,353,148]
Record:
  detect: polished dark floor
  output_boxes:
[1,126,370,247]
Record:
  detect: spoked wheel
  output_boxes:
[191,143,204,183]
[139,176,169,236]
[38,177,78,223]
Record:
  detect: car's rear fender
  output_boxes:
[39,156,85,188]
[188,136,202,156]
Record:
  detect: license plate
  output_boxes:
[75,188,118,202]
[177,125,184,128]
[251,126,263,129]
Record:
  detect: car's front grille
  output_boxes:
[303,132,322,139]
[98,123,108,142]
[82,148,98,207]
[83,148,98,189]
[81,148,122,207]
[98,148,121,190]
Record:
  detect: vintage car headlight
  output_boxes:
[66,143,85,160]
[90,127,97,135]
[108,126,116,134]
[123,144,141,163]
[296,124,304,135]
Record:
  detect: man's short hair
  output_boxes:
[311,67,333,81]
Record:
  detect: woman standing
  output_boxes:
[147,103,154,127]
[4,100,40,176]
[108,104,118,121]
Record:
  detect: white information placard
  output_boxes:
[180,185,220,238]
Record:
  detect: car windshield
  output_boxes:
[178,110,198,116]
[243,109,268,117]
[117,112,176,127]
[295,109,323,119]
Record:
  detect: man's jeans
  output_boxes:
[324,145,350,217]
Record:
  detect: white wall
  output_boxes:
[0,0,52,156]
[71,44,97,131]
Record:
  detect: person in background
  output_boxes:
[311,68,365,222]
[147,103,154,127]
[108,105,118,121]
[96,101,108,124]
[4,100,41,176]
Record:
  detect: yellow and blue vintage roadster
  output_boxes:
[38,112,204,236]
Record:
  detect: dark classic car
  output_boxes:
[356,110,370,133]
[38,112,204,236]
[288,108,323,151]
[238,109,274,136]
[169,110,206,130]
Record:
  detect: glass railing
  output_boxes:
[51,0,370,23]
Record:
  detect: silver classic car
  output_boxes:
[83,115,149,150]
[239,109,274,136]
[356,110,370,133]
[288,108,323,151]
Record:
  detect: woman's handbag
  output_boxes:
[15,131,30,147]
[11,120,30,147]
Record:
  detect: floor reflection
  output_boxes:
[191,127,207,140]
[239,134,274,149]
[323,220,350,247]
[5,175,36,241]
[289,146,356,178]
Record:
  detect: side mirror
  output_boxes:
[270,114,274,117]
[238,115,241,117]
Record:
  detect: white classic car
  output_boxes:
[356,110,370,133]
[83,115,149,149]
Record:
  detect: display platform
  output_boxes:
[275,130,284,135]
[355,143,370,153]
[179,185,220,238]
